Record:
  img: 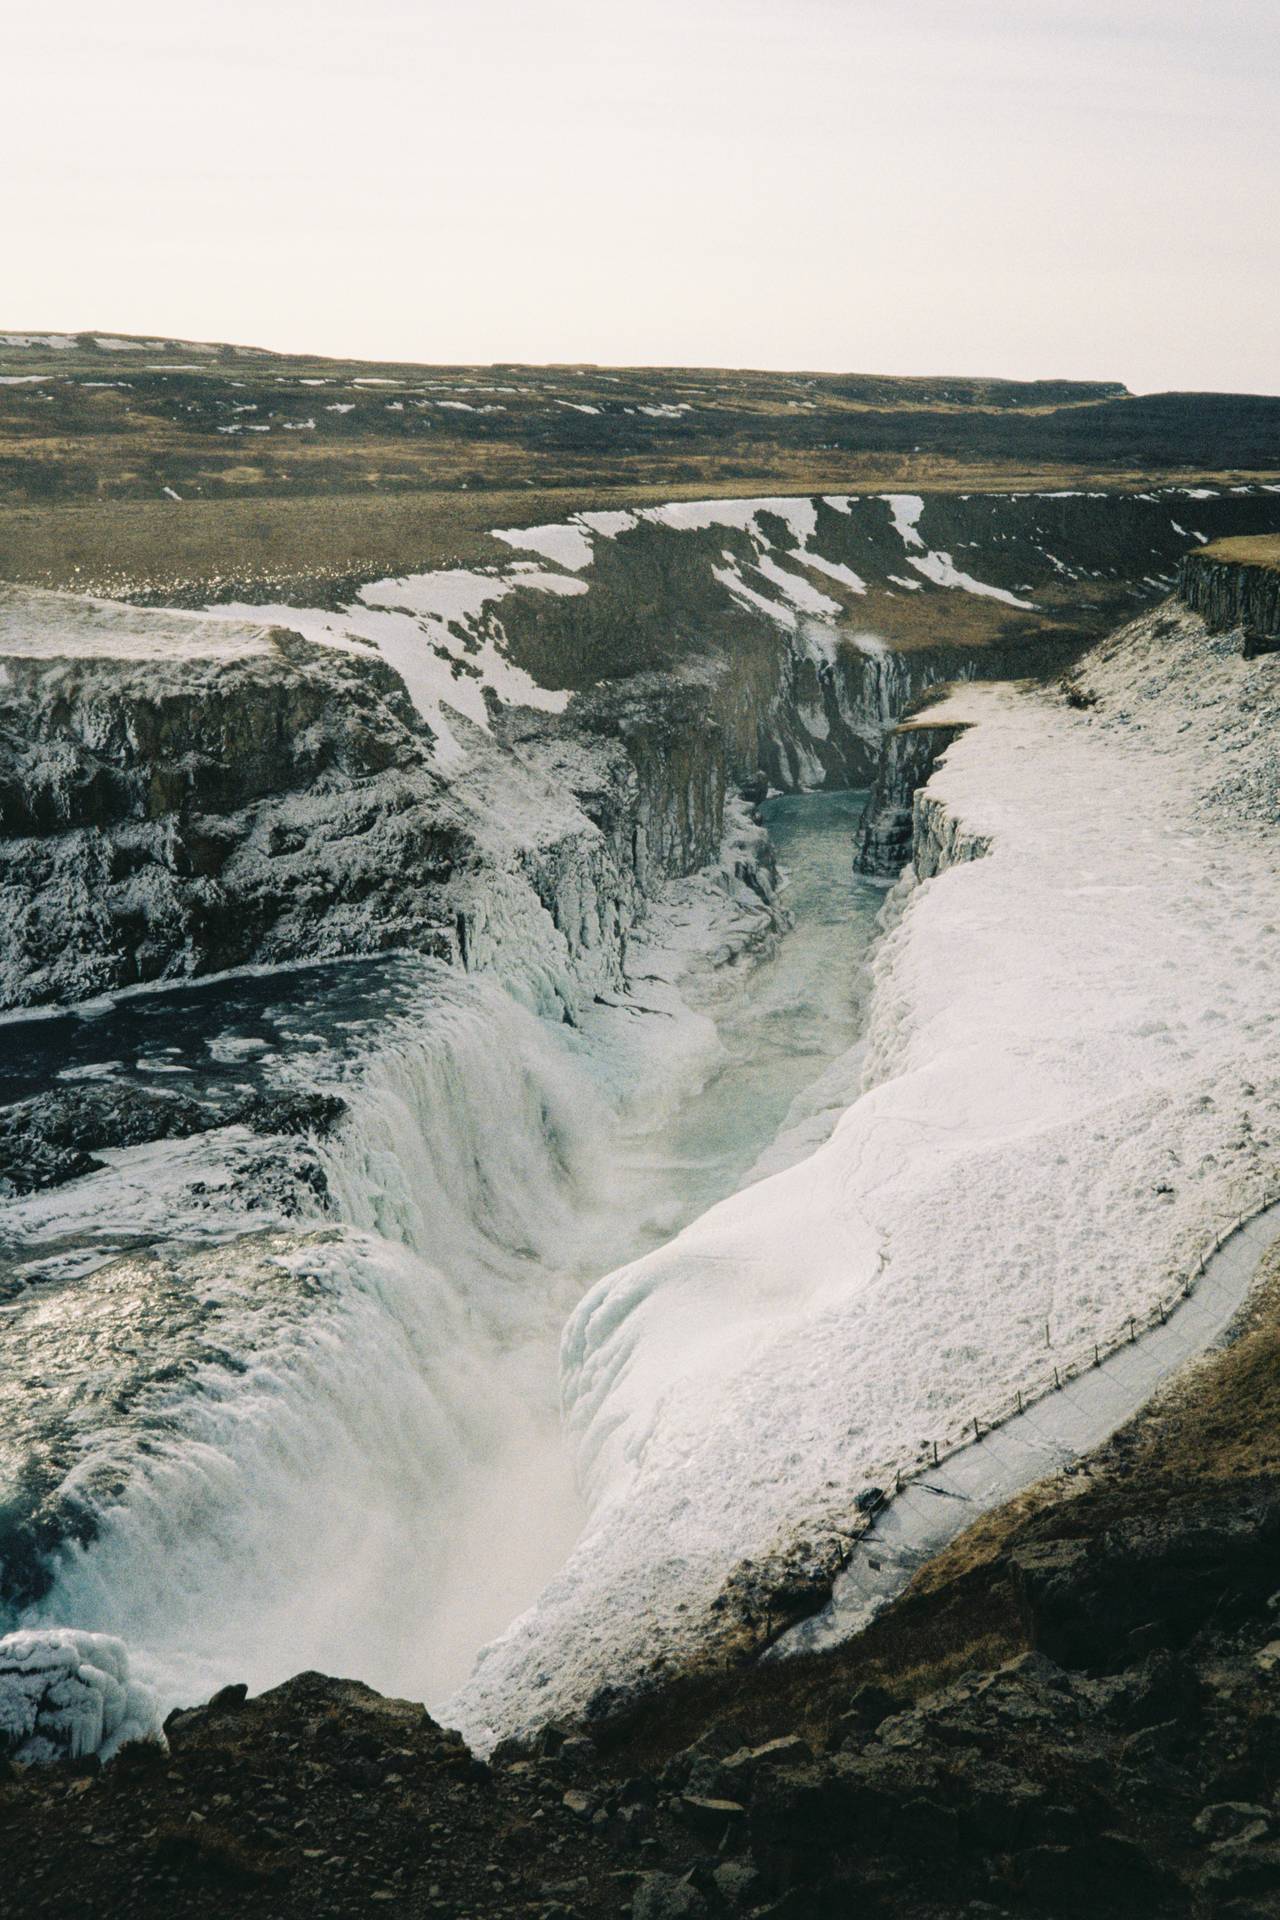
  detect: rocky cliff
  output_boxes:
[0,589,766,1016]
[6,485,1280,1015]
[1178,538,1280,657]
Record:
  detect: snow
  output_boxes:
[884,493,926,548]
[0,586,276,662]
[493,522,595,572]
[325,402,355,413]
[712,561,797,630]
[906,548,1038,607]
[213,563,580,767]
[802,552,867,594]
[577,509,637,538]
[450,599,1280,1744]
[0,332,76,349]
[643,498,766,533]
[788,1194,1280,1656]
[0,1629,162,1765]
[751,552,842,616]
[161,486,181,501]
[0,374,52,386]
[640,496,817,541]
[877,493,1037,605]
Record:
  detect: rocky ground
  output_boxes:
[4,1250,1278,1920]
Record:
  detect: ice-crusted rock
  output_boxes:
[0,586,469,1009]
[0,1627,162,1764]
[0,1081,214,1195]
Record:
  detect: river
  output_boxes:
[0,792,884,1717]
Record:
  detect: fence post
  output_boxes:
[932,1440,938,1466]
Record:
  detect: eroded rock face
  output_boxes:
[0,598,470,1009]
[1178,548,1280,651]
[855,716,967,876]
[0,590,799,1017]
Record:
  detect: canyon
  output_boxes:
[2,479,1280,1918]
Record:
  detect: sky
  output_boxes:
[6,0,1278,393]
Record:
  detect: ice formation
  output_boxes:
[0,1629,161,1765]
[448,602,1280,1744]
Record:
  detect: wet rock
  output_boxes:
[712,1858,761,1909]
[1179,549,1280,645]
[1195,1839,1280,1905]
[224,1089,348,1138]
[1013,1497,1280,1667]
[0,1082,213,1194]
[632,1869,709,1919]
[206,1682,249,1713]
[893,1796,960,1860]
[836,1682,899,1742]
[678,1795,746,1842]
[1194,1803,1274,1844]
[720,1736,812,1794]
[1015,1830,1169,1912]
[949,1755,1047,1850]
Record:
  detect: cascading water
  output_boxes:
[1,794,885,1731]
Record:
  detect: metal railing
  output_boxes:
[839,1181,1280,1541]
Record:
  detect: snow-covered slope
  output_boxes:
[449,600,1280,1745]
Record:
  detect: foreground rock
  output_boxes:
[5,1260,1280,1917]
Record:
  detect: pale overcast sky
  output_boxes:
[7,0,1278,391]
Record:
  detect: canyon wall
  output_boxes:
[5,485,1280,1011]
[1178,542,1280,655]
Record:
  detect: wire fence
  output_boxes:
[844,1181,1280,1535]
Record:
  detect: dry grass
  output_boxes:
[2,338,1278,600]
[1195,533,1280,572]
[4,471,1274,612]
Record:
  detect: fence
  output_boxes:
[836,1179,1280,1547]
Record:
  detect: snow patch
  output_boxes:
[884,493,926,548]
[493,523,595,573]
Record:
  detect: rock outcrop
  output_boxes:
[1178,541,1280,656]
[854,702,970,876]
